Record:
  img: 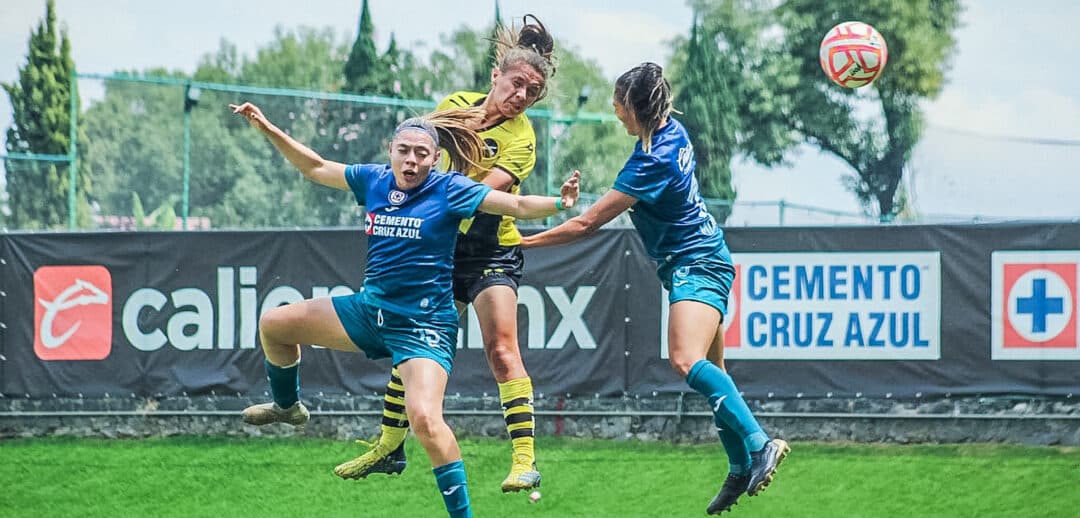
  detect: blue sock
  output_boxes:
[717,426,751,476]
[264,359,299,409]
[433,460,472,518]
[687,360,769,454]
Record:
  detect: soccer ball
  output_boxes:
[819,21,888,88]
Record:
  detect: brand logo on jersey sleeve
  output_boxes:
[992,252,1080,360]
[34,265,113,360]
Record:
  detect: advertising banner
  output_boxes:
[3,224,1079,399]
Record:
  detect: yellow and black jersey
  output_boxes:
[437,91,536,248]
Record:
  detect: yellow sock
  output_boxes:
[379,367,409,450]
[498,377,535,465]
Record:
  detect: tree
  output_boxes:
[343,0,387,95]
[2,0,90,229]
[382,33,429,98]
[82,29,358,229]
[669,1,804,223]
[689,0,960,220]
[237,26,349,90]
[777,0,961,219]
[543,49,634,198]
[473,1,503,91]
[81,69,260,228]
[673,14,741,222]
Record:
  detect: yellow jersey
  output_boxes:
[437,91,536,247]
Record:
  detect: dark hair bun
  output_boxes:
[518,14,554,59]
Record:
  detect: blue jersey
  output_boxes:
[612,118,727,271]
[345,164,492,319]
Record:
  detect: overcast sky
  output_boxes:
[2,0,1079,224]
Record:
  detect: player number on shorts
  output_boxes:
[414,328,441,348]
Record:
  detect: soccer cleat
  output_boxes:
[334,440,408,480]
[241,401,309,429]
[706,473,751,514]
[500,458,541,493]
[746,438,791,496]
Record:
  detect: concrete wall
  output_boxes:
[3,394,1078,445]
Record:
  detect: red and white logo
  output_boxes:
[365,212,375,235]
[992,252,1080,360]
[724,264,741,347]
[33,265,113,360]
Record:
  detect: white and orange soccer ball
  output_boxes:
[819,21,888,88]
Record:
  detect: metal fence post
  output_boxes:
[182,106,191,230]
[544,115,554,227]
[68,69,78,229]
[182,83,200,230]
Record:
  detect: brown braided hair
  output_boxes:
[614,62,674,154]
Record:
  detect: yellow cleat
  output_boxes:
[334,440,407,480]
[500,458,541,493]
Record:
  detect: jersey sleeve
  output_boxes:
[612,151,668,204]
[492,129,536,183]
[344,163,382,205]
[446,173,494,219]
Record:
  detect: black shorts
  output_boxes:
[452,240,525,304]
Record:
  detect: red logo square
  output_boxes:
[1001,263,1077,348]
[33,265,113,360]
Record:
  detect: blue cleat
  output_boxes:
[706,473,750,514]
[747,439,790,496]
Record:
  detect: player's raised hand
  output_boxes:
[229,102,271,132]
[559,170,581,209]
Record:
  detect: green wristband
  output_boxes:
[555,198,565,211]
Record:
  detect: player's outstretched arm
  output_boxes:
[521,187,637,248]
[479,170,580,220]
[229,102,349,191]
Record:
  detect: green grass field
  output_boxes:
[3,436,1077,517]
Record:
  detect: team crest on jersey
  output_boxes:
[388,190,407,205]
[483,138,499,158]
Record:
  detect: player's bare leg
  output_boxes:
[471,286,542,492]
[242,298,359,431]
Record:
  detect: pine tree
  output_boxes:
[343,0,384,94]
[2,0,89,229]
[473,1,503,91]
[673,15,738,222]
[380,33,413,98]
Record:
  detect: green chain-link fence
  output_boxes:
[2,73,867,231]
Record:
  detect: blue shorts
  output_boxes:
[659,256,736,320]
[331,291,458,374]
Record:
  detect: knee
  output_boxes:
[668,355,700,378]
[405,405,443,439]
[258,307,292,344]
[484,335,522,373]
